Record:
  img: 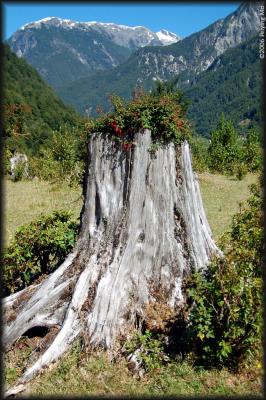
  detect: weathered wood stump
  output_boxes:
[4,130,220,396]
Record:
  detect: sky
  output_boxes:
[3,2,240,40]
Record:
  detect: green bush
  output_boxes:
[184,178,263,368]
[190,135,210,172]
[242,128,262,172]
[85,88,191,150]
[208,114,242,175]
[4,148,12,176]
[206,115,262,177]
[3,210,79,295]
[233,161,248,181]
[30,125,85,186]
[124,330,169,372]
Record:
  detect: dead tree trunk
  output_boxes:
[4,130,220,395]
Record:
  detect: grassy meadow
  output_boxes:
[198,172,258,240]
[4,172,262,396]
[4,179,83,247]
[4,172,258,245]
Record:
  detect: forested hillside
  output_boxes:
[3,44,81,153]
[58,34,262,138]
[183,34,262,137]
[56,3,260,124]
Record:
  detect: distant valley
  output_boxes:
[6,2,263,137]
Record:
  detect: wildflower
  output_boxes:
[122,142,132,151]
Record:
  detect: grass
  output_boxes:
[4,173,258,246]
[3,178,83,247]
[198,172,258,240]
[4,172,262,396]
[4,340,262,396]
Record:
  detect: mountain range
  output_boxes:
[8,17,180,88]
[6,2,263,138]
[185,34,262,136]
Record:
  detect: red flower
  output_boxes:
[110,121,117,129]
[115,127,123,136]
[110,120,124,136]
[122,142,132,151]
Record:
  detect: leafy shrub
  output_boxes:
[206,115,262,177]
[3,210,79,295]
[242,128,262,172]
[11,158,29,182]
[4,148,12,176]
[190,135,210,172]
[184,178,263,368]
[30,125,85,186]
[124,330,169,372]
[208,114,242,175]
[233,162,248,181]
[85,88,191,151]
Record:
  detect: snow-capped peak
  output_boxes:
[18,18,181,48]
[20,17,77,30]
[156,29,181,45]
[20,17,150,32]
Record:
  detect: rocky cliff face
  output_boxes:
[7,3,261,117]
[183,34,262,137]
[56,2,261,116]
[8,17,180,88]
[133,2,261,82]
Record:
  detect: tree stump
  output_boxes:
[4,130,220,396]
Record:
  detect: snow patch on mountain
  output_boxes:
[19,17,181,47]
[156,29,181,45]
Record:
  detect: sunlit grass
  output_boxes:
[4,172,261,396]
[198,172,258,240]
[4,178,83,247]
[5,341,261,396]
[4,172,258,246]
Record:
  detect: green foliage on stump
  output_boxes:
[85,88,191,150]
